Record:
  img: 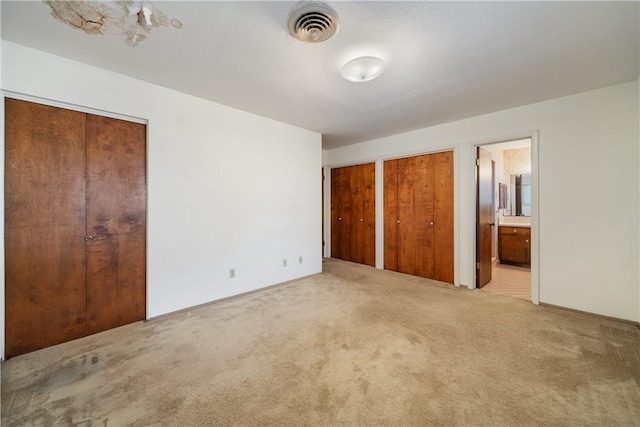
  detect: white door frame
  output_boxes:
[472,132,539,304]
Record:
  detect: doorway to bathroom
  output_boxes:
[476,138,532,301]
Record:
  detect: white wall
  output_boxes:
[1,41,322,356]
[0,6,4,360]
[324,80,639,322]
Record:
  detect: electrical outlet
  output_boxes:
[298,256,303,264]
[229,268,235,279]
[282,259,287,267]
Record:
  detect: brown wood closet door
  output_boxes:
[330,163,375,266]
[397,157,417,275]
[361,163,375,267]
[322,168,325,255]
[394,154,436,279]
[414,154,435,278]
[330,168,339,258]
[383,151,453,283]
[331,167,347,260]
[349,164,364,264]
[5,99,88,357]
[383,159,399,271]
[433,151,454,283]
[86,115,147,334]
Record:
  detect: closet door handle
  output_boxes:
[430,221,434,226]
[85,235,93,241]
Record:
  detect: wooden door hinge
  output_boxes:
[476,159,480,166]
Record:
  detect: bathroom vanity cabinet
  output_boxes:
[498,226,531,267]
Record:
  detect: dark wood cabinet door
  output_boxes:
[500,234,529,265]
[499,227,531,267]
[5,99,88,357]
[86,115,147,335]
[433,151,454,283]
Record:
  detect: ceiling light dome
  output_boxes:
[341,56,386,82]
[288,3,340,43]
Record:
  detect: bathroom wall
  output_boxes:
[503,147,531,176]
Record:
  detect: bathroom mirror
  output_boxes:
[509,173,531,216]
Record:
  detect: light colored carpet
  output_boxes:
[2,258,639,426]
[482,263,531,300]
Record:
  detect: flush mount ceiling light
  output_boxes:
[287,3,340,43]
[341,56,386,82]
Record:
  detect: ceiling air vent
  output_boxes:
[288,3,340,43]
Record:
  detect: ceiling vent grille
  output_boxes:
[288,3,340,43]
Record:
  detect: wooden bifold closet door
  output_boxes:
[384,151,454,283]
[5,98,146,357]
[330,163,375,266]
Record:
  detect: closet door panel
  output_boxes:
[383,160,398,271]
[361,163,376,267]
[397,157,417,275]
[349,164,364,264]
[413,154,435,278]
[86,115,147,334]
[5,99,88,357]
[339,166,352,260]
[433,151,454,283]
[331,166,351,261]
[330,168,342,260]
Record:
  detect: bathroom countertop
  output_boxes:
[498,222,531,228]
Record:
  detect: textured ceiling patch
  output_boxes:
[44,1,177,47]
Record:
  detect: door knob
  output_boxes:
[430,221,434,225]
[338,217,342,221]
[360,218,363,222]
[489,223,495,227]
[85,235,93,241]
[397,220,400,224]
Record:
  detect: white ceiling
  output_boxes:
[2,1,639,149]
